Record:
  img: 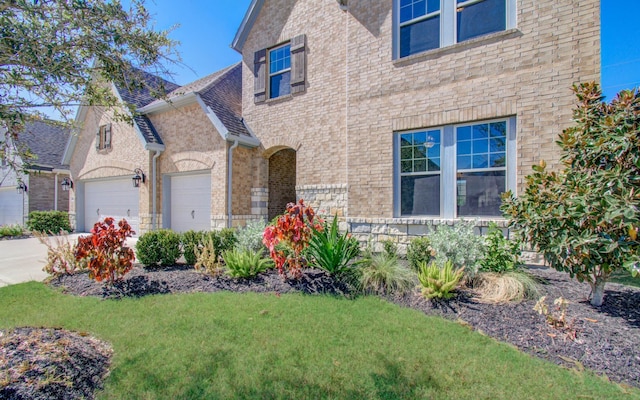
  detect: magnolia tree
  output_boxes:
[0,0,180,173]
[502,82,640,306]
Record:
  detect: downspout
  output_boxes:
[152,150,162,230]
[54,173,59,211]
[227,139,239,228]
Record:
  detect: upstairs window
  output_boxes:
[269,44,291,99]
[95,123,111,151]
[254,35,306,104]
[395,0,515,58]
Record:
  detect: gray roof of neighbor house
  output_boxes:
[15,120,71,171]
[114,69,180,146]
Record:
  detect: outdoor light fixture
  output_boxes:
[61,177,73,191]
[132,168,146,188]
[16,182,27,194]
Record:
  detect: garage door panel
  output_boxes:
[0,188,23,226]
[84,179,139,234]
[170,174,211,232]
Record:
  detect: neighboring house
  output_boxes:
[0,120,71,226]
[230,0,600,247]
[64,64,261,235]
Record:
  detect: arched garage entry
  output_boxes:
[268,148,296,220]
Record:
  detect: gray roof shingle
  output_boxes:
[16,120,71,170]
[197,63,251,139]
[114,69,180,146]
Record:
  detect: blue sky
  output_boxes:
[149,0,639,102]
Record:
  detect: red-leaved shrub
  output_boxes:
[75,217,135,285]
[263,200,323,278]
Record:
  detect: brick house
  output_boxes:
[0,120,71,226]
[231,0,600,249]
[64,64,262,234]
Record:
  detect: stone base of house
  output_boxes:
[211,214,266,230]
[296,184,347,218]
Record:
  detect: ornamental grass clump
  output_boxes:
[418,260,464,300]
[36,231,87,277]
[355,243,415,295]
[194,237,224,276]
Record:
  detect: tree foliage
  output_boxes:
[502,82,640,306]
[0,0,179,171]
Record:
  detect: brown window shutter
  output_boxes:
[105,123,112,149]
[95,128,102,150]
[254,49,267,103]
[290,34,306,94]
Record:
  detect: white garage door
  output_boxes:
[0,187,23,226]
[84,179,139,234]
[170,173,211,232]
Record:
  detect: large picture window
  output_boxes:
[395,118,515,218]
[395,0,515,58]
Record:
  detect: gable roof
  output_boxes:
[16,120,71,171]
[139,63,259,147]
[114,69,180,147]
[231,0,265,53]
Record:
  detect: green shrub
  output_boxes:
[181,230,204,266]
[306,217,360,276]
[418,260,464,300]
[136,229,182,267]
[479,223,522,273]
[382,239,398,259]
[429,220,485,275]
[502,83,640,306]
[236,219,267,252]
[407,236,434,271]
[223,248,273,279]
[205,228,237,261]
[355,245,415,295]
[0,225,24,237]
[26,211,71,234]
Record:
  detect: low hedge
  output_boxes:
[26,211,71,234]
[136,229,182,267]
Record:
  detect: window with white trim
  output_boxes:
[269,44,291,99]
[394,117,516,218]
[395,0,516,58]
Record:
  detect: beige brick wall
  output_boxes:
[241,0,600,222]
[27,173,69,212]
[69,104,151,231]
[267,148,296,218]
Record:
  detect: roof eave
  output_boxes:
[138,92,199,114]
[231,0,264,53]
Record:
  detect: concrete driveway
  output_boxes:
[0,234,137,288]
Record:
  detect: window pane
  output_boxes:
[401,160,413,173]
[490,153,506,167]
[490,137,505,152]
[401,147,413,160]
[427,0,439,13]
[428,157,440,172]
[413,0,426,18]
[472,124,489,139]
[414,159,427,172]
[473,138,488,153]
[457,155,472,170]
[490,121,506,138]
[457,0,506,42]
[414,145,427,159]
[473,154,488,168]
[401,175,440,216]
[400,16,440,57]
[457,140,471,155]
[270,71,291,98]
[457,171,505,216]
[457,125,471,141]
[400,134,413,146]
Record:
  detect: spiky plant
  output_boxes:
[418,260,464,300]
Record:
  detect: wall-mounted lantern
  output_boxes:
[132,168,146,188]
[61,177,73,191]
[16,182,27,194]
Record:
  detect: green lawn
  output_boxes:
[0,282,638,399]
[610,270,640,288]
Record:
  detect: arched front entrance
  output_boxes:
[268,148,296,220]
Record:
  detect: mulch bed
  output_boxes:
[4,265,639,398]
